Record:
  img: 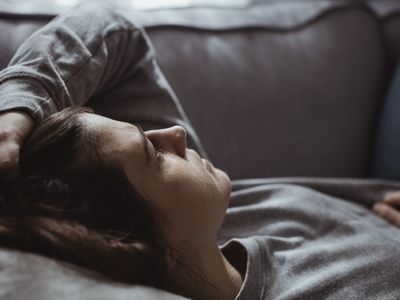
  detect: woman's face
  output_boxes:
[82,113,231,246]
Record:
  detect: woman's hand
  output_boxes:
[373,191,400,227]
[0,111,34,180]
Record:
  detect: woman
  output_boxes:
[1,4,400,300]
[0,106,239,299]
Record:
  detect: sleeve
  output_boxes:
[0,4,207,155]
[0,4,144,121]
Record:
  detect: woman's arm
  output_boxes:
[0,4,206,178]
[0,5,153,179]
[0,4,160,123]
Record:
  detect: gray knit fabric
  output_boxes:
[219,178,400,299]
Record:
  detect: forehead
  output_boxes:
[80,113,145,162]
[82,113,136,135]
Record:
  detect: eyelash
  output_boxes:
[152,140,163,159]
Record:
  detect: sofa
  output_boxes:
[0,0,400,299]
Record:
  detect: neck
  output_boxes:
[163,240,243,300]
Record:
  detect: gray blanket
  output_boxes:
[2,177,400,299]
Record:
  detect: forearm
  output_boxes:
[0,4,207,157]
[0,4,149,124]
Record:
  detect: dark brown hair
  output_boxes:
[0,107,169,287]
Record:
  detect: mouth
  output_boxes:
[202,158,214,172]
[188,149,215,173]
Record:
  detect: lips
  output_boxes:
[202,158,213,172]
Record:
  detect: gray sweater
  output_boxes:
[223,178,400,299]
[1,5,400,300]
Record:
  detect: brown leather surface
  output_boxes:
[368,0,400,69]
[146,5,387,179]
[0,17,50,69]
[368,0,400,17]
[384,17,400,68]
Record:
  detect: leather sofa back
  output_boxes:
[141,2,388,179]
[369,0,400,69]
[0,1,391,179]
[0,14,49,70]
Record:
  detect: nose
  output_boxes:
[147,126,187,158]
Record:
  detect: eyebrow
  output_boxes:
[136,125,151,165]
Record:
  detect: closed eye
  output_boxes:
[135,124,163,162]
[151,140,163,160]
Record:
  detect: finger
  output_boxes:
[373,202,400,227]
[0,142,20,180]
[383,191,400,206]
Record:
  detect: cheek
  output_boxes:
[161,174,227,227]
[161,165,216,201]
[126,157,228,221]
[157,159,229,209]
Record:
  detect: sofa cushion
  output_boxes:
[139,2,387,179]
[0,14,50,70]
[368,0,400,69]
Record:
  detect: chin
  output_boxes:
[215,168,232,196]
